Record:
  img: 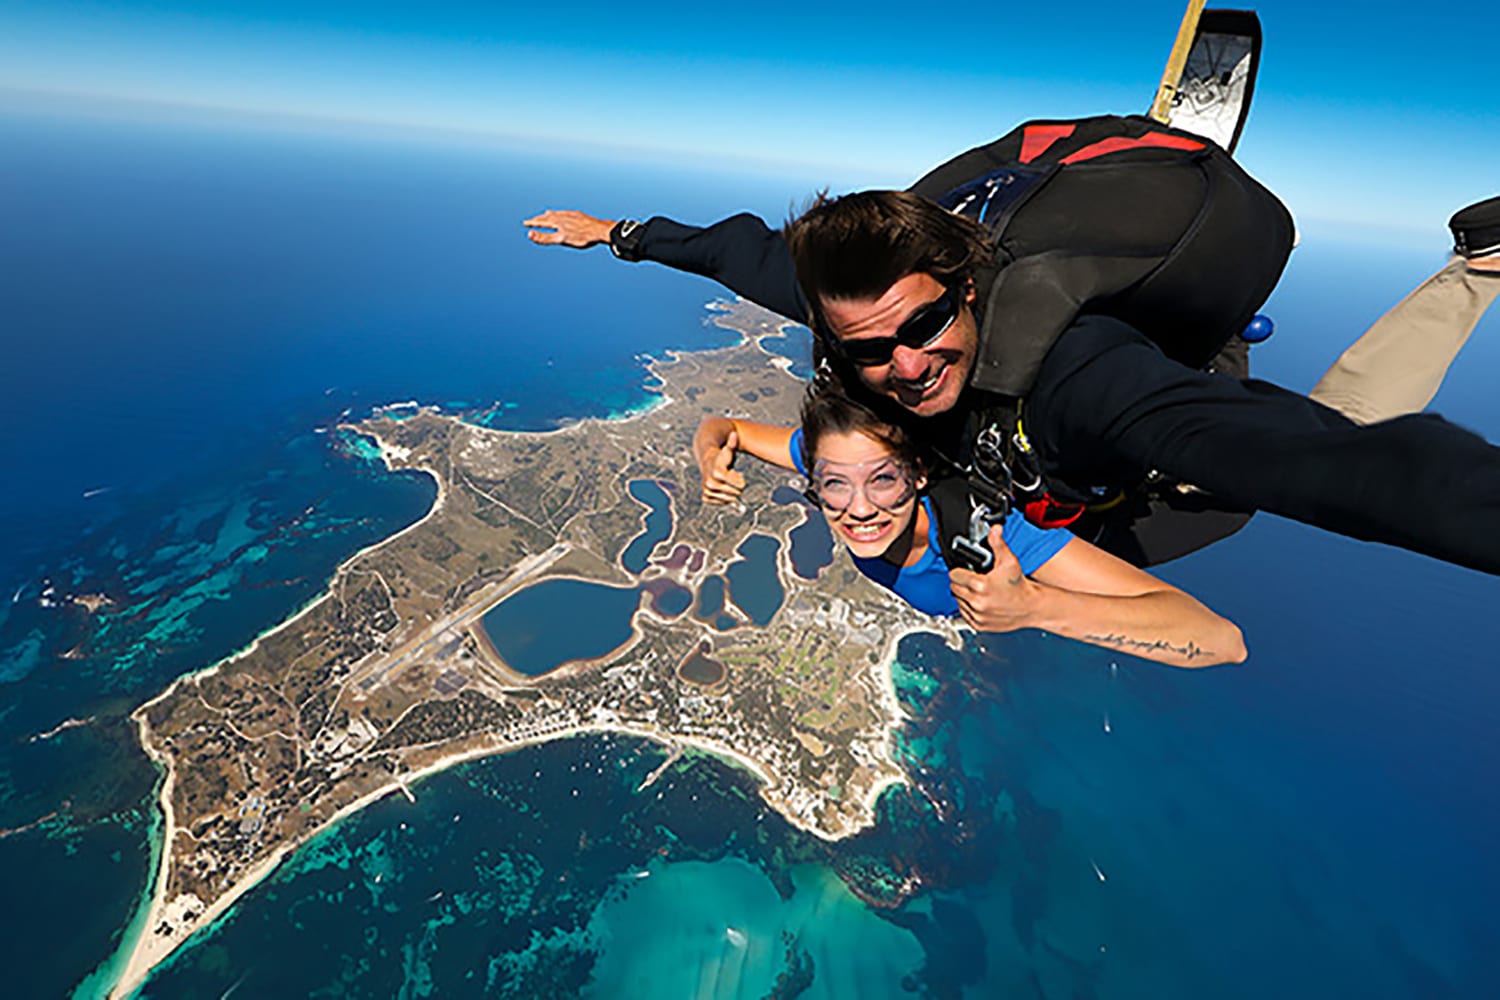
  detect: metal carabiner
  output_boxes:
[950,496,1009,574]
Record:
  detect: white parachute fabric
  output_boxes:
[1166,27,1255,154]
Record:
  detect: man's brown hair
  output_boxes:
[783,189,992,326]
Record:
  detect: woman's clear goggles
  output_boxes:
[803,458,916,513]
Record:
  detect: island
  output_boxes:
[113,300,958,996]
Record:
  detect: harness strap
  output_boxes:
[943,400,1090,571]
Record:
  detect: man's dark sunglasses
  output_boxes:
[827,285,962,368]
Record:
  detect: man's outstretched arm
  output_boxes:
[524,209,807,321]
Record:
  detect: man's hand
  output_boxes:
[523,209,615,249]
[948,525,1043,633]
[698,428,747,505]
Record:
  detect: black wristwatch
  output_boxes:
[609,219,646,261]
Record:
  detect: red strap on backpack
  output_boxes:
[1060,132,1205,164]
[1019,124,1077,164]
[1017,123,1205,167]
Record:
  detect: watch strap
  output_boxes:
[609,219,646,261]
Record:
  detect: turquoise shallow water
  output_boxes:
[122,621,1500,998]
[5,105,1500,999]
[586,860,927,998]
[0,420,439,998]
[0,109,782,996]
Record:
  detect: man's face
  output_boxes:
[820,272,978,418]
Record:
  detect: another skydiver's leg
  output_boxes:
[1309,196,1500,424]
[1308,259,1500,423]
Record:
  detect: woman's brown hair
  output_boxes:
[798,379,924,474]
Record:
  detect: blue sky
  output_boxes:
[1,1,1494,237]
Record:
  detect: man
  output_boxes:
[525,116,1500,574]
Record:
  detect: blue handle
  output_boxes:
[1240,314,1275,344]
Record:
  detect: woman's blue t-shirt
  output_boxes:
[788,429,1072,616]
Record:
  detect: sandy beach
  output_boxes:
[109,430,455,998]
[112,570,926,998]
[108,317,941,995]
[109,701,907,998]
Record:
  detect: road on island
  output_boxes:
[351,543,571,690]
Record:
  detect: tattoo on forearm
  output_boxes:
[1081,632,1213,660]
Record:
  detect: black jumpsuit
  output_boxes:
[622,215,1500,576]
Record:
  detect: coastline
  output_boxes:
[108,299,935,996]
[108,707,895,998]
[111,544,911,997]
[851,620,948,822]
[111,579,928,998]
[109,433,454,999]
[120,441,447,719]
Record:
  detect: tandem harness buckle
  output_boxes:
[949,422,1040,573]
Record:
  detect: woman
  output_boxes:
[695,384,1246,668]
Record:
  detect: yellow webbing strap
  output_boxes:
[1149,0,1208,123]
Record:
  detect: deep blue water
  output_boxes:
[3,102,1500,999]
[480,580,642,677]
[695,575,729,622]
[774,483,836,580]
[759,330,817,381]
[620,479,673,574]
[724,534,785,627]
[648,582,693,618]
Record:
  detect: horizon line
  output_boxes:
[1,84,1438,247]
[0,85,895,185]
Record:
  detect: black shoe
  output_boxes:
[1450,196,1500,258]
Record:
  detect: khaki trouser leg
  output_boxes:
[1309,259,1500,424]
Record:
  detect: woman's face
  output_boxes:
[808,429,923,560]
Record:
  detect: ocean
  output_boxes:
[2,103,1498,998]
